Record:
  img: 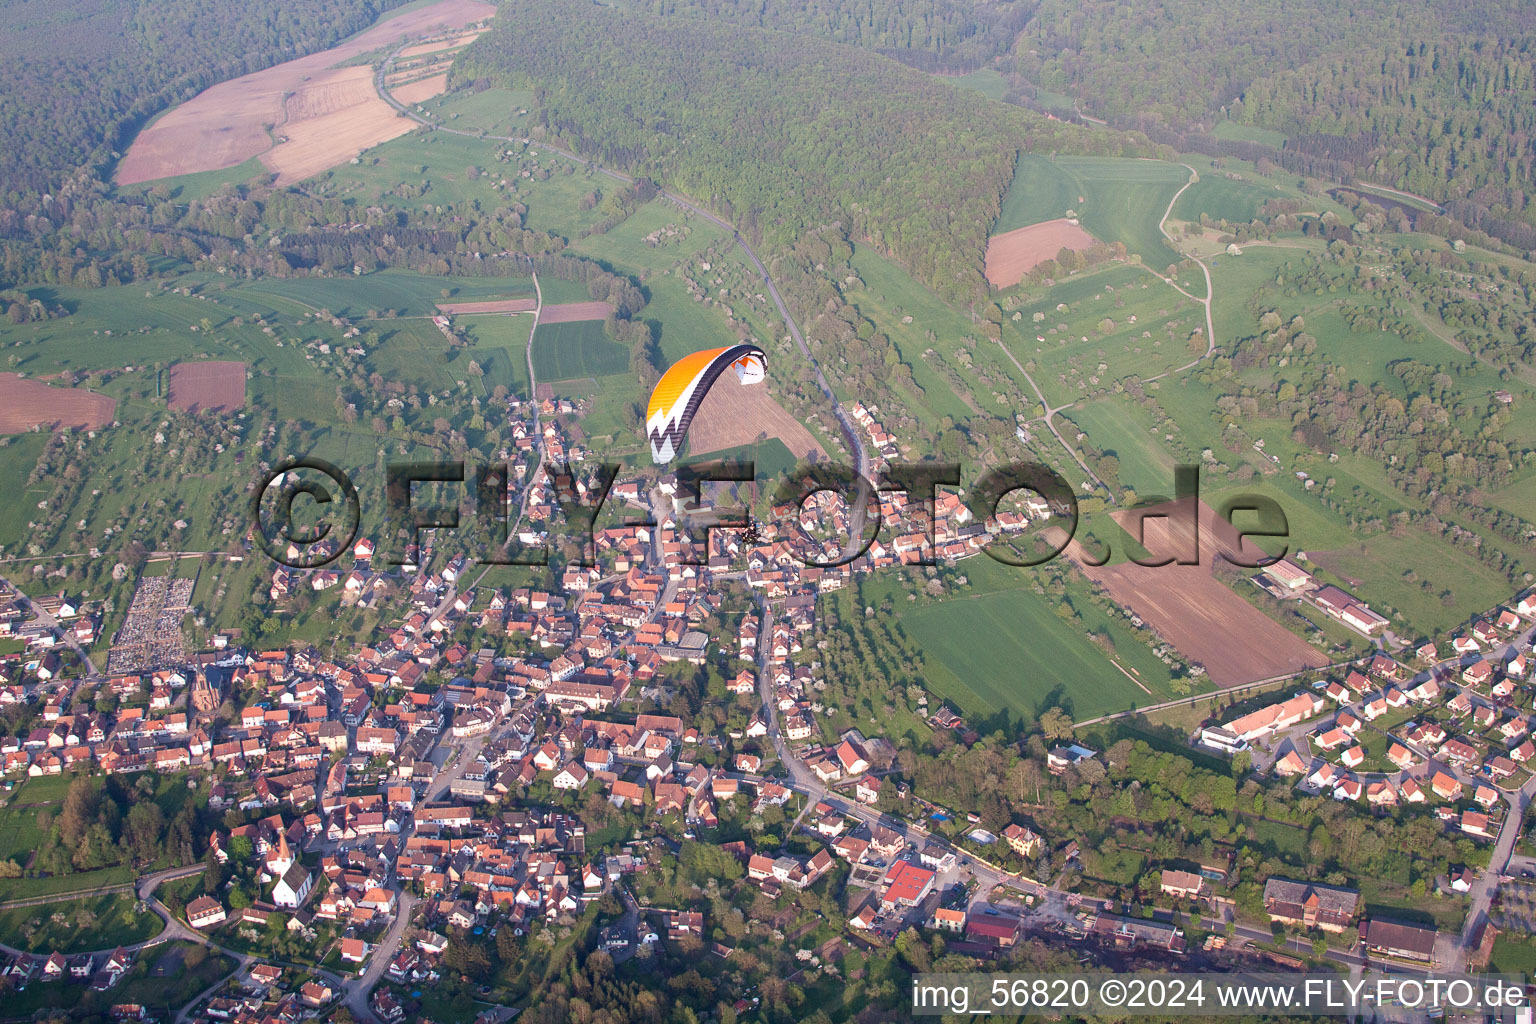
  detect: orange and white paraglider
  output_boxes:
[645,344,767,464]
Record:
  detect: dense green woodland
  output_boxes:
[1015,0,1536,246]
[611,0,1035,73]
[451,0,1152,304]
[603,0,1536,250]
[0,0,409,194]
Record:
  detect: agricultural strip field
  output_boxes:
[167,360,246,413]
[116,0,496,185]
[1061,503,1330,687]
[859,556,1199,723]
[531,320,628,381]
[437,299,537,314]
[993,153,1080,235]
[0,374,115,433]
[984,219,1096,290]
[538,301,614,324]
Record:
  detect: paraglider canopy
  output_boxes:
[645,344,767,464]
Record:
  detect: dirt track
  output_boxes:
[687,374,826,463]
[984,218,1096,290]
[1055,500,1328,687]
[0,374,115,433]
[115,0,495,185]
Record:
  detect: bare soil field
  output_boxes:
[984,218,1096,290]
[0,374,115,433]
[390,73,450,105]
[538,301,615,324]
[436,299,537,314]
[1052,500,1328,687]
[116,0,495,185]
[167,361,247,414]
[261,66,415,185]
[401,30,481,58]
[688,374,826,463]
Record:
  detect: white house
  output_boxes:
[272,862,314,909]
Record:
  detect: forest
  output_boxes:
[595,0,1536,253]
[608,0,1037,73]
[450,0,1151,305]
[0,0,411,196]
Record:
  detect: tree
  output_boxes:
[1039,706,1074,741]
[125,801,166,864]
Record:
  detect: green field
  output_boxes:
[943,68,1007,101]
[0,774,72,866]
[239,269,533,319]
[531,319,628,380]
[1492,936,1536,978]
[1211,120,1288,148]
[1172,175,1278,224]
[993,153,1080,235]
[678,437,799,484]
[1063,398,1179,496]
[0,891,164,952]
[1050,157,1190,274]
[860,557,1201,721]
[644,273,741,368]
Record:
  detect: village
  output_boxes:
[1,394,1535,1022]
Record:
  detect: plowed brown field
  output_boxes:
[538,301,614,324]
[984,218,1096,290]
[0,374,115,433]
[1054,500,1328,686]
[167,361,246,414]
[688,374,826,463]
[116,0,495,185]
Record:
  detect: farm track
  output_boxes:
[1143,163,1216,383]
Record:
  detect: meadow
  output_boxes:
[0,891,164,952]
[1171,175,1279,224]
[992,153,1079,235]
[858,556,1201,722]
[0,773,71,866]
[531,319,628,381]
[999,263,1204,407]
[942,68,1008,101]
[1210,120,1288,148]
[1046,157,1190,273]
[1061,398,1179,497]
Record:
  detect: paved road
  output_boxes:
[0,572,102,678]
[344,889,416,1023]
